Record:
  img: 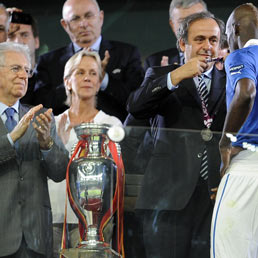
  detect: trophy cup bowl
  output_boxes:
[61,123,121,258]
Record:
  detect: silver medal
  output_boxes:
[201,128,213,142]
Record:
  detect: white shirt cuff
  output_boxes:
[100,73,109,91]
[7,133,14,146]
[167,73,178,90]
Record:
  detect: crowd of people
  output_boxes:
[0,0,257,258]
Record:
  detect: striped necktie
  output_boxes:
[197,75,209,180]
[5,108,17,132]
[197,75,209,106]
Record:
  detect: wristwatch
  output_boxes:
[41,137,54,150]
[46,137,54,150]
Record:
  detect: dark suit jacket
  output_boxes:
[127,65,226,211]
[20,73,36,105]
[34,39,144,122]
[0,104,68,257]
[143,47,180,72]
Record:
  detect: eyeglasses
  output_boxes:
[67,12,98,26]
[0,65,33,78]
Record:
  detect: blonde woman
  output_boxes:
[48,49,122,257]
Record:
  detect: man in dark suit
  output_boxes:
[6,10,40,105]
[0,42,68,258]
[33,0,144,122]
[127,12,226,258]
[144,0,207,71]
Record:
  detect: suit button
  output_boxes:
[20,177,24,181]
[197,153,202,158]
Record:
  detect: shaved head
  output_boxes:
[61,0,103,48]
[233,3,258,26]
[62,0,100,19]
[226,3,258,51]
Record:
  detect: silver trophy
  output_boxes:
[61,123,124,258]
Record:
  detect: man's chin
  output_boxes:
[14,91,26,99]
[79,37,93,44]
[205,63,213,71]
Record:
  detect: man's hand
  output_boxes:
[57,113,74,145]
[170,56,208,85]
[10,104,43,143]
[210,187,218,201]
[219,135,232,178]
[101,50,110,79]
[6,7,23,13]
[83,48,110,80]
[32,108,53,150]
[211,143,243,201]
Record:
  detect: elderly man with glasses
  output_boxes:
[0,41,68,258]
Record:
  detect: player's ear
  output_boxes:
[234,23,240,36]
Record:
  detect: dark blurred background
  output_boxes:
[1,0,257,60]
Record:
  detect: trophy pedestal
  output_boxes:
[60,247,121,258]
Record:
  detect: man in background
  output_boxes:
[34,0,144,122]
[144,0,207,71]
[7,10,40,105]
[7,11,39,70]
[0,3,9,42]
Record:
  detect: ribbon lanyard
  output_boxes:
[196,75,213,129]
[199,97,213,128]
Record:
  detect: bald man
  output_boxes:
[210,3,258,258]
[33,0,144,122]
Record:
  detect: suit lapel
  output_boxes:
[180,77,201,106]
[179,67,226,111]
[17,104,30,151]
[0,104,28,137]
[0,114,7,136]
[99,39,113,59]
[208,67,226,114]
[18,104,28,122]
[60,43,75,66]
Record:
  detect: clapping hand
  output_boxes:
[10,104,43,143]
[32,108,53,150]
[57,113,74,145]
[101,50,110,79]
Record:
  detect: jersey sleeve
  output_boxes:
[225,49,257,91]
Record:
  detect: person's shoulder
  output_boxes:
[144,48,179,69]
[245,45,258,55]
[54,110,67,122]
[38,43,73,60]
[19,103,33,113]
[96,110,122,126]
[102,39,138,50]
[227,46,257,63]
[145,64,178,78]
[146,47,179,60]
[19,104,48,115]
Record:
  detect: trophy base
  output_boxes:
[60,247,121,258]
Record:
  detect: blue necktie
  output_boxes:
[5,108,17,132]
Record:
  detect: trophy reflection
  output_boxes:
[61,123,124,258]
